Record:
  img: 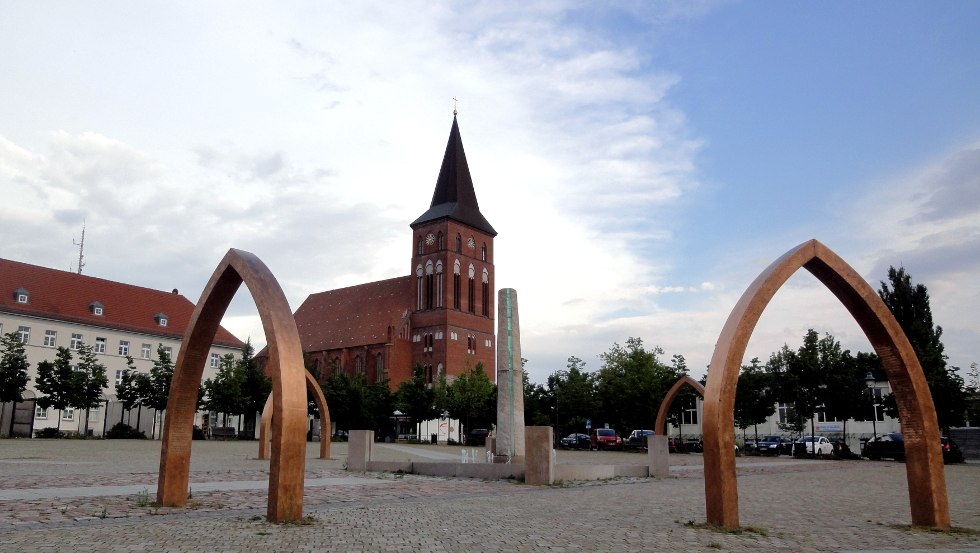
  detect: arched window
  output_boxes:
[435,261,444,308]
[481,243,487,261]
[453,260,461,310]
[332,357,341,375]
[467,264,476,314]
[455,234,462,253]
[437,232,444,250]
[376,353,385,383]
[482,268,490,316]
[416,264,424,310]
[355,355,364,375]
[417,237,423,255]
[425,260,435,309]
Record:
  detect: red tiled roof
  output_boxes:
[0,257,244,348]
[293,276,413,352]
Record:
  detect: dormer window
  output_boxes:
[155,312,169,327]
[89,301,104,316]
[13,288,29,304]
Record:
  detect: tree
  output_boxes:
[879,266,967,431]
[72,343,109,434]
[203,354,244,429]
[595,338,681,434]
[396,364,437,439]
[547,356,597,437]
[0,331,30,403]
[447,363,495,435]
[114,357,142,424]
[522,368,554,427]
[146,345,175,438]
[734,357,775,443]
[35,346,76,433]
[965,362,979,426]
[236,340,271,434]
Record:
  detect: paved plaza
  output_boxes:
[0,439,977,552]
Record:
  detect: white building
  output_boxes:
[0,257,244,437]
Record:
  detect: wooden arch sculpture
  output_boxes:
[259,370,331,460]
[654,374,705,435]
[702,239,949,529]
[157,249,308,522]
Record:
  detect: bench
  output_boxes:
[211,427,237,440]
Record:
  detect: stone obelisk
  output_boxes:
[495,288,525,462]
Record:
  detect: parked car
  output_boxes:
[755,435,791,455]
[862,432,965,464]
[559,433,591,449]
[468,428,489,446]
[794,435,834,456]
[590,428,623,450]
[624,429,655,450]
[691,439,739,453]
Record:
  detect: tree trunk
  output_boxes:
[56,410,62,434]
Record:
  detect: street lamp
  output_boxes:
[864,371,877,439]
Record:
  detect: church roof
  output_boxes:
[0,257,244,348]
[411,116,497,236]
[293,275,413,352]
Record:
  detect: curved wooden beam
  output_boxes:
[259,370,331,460]
[703,239,948,528]
[157,249,308,522]
[654,374,705,435]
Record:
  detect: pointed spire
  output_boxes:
[412,116,497,235]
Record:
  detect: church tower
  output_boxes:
[409,116,497,384]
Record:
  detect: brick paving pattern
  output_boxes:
[0,439,977,552]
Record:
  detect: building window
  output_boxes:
[115,369,126,386]
[416,265,424,310]
[162,346,173,360]
[332,358,341,375]
[118,340,129,356]
[455,234,462,253]
[435,261,444,308]
[425,260,435,309]
[62,408,74,421]
[417,237,424,255]
[481,243,487,261]
[777,403,790,424]
[89,406,100,422]
[14,288,29,303]
[95,337,107,354]
[44,330,57,347]
[140,343,152,359]
[376,353,385,383]
[155,312,169,327]
[71,333,83,350]
[35,406,48,419]
[210,353,220,368]
[467,336,475,354]
[17,326,30,344]
[437,232,444,250]
[90,301,104,316]
[355,355,364,375]
[453,260,461,310]
[481,268,490,317]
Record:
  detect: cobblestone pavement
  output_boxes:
[0,439,977,552]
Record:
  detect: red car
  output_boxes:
[590,428,623,450]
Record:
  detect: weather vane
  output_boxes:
[453,96,459,116]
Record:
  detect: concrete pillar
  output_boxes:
[649,434,669,478]
[348,430,374,471]
[525,426,554,485]
[496,288,526,462]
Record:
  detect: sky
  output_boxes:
[2,1,979,386]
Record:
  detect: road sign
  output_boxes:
[585,419,592,430]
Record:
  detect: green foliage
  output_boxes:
[105,422,147,439]
[523,369,554,427]
[595,337,682,433]
[966,362,979,426]
[396,364,438,435]
[236,340,271,428]
[446,362,496,432]
[548,356,597,435]
[734,357,775,436]
[322,371,394,435]
[35,346,76,413]
[146,345,175,412]
[203,353,244,427]
[114,356,143,423]
[73,343,109,411]
[0,331,30,403]
[879,266,967,430]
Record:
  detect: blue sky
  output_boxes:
[2,1,978,385]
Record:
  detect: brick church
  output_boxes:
[294,116,497,390]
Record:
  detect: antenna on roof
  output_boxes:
[73,220,86,275]
[453,96,459,116]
